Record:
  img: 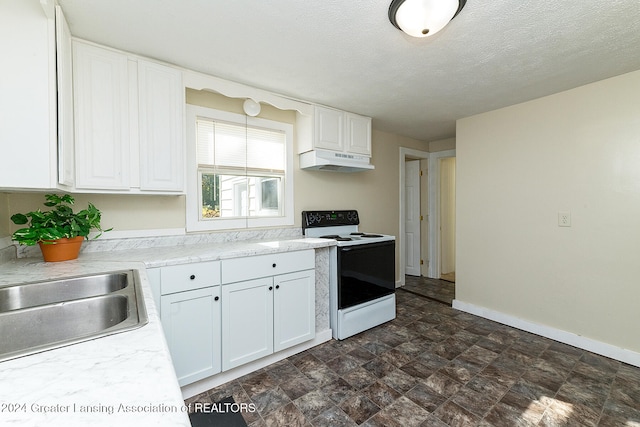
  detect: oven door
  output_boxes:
[337,240,395,309]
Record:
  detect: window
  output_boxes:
[186,105,294,231]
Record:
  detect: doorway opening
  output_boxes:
[398,147,455,305]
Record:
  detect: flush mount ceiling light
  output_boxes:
[388,0,467,38]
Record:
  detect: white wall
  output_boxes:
[456,69,640,354]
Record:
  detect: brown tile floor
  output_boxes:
[403,275,455,306]
[186,289,640,426]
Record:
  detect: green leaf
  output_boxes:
[10,213,28,225]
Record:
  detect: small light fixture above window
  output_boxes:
[388,0,466,38]
[243,98,261,117]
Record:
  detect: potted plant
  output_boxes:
[10,194,111,262]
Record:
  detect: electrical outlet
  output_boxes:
[558,211,571,227]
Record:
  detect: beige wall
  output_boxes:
[3,193,186,236]
[429,137,455,152]
[0,193,9,238]
[456,69,640,353]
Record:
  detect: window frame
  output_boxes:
[185,104,294,232]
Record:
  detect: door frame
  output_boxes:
[398,147,429,286]
[427,149,456,278]
[404,159,421,276]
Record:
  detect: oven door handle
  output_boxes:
[338,241,394,252]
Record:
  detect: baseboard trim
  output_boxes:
[452,299,640,368]
[181,329,333,399]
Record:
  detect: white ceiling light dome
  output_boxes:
[388,0,467,38]
[243,98,261,116]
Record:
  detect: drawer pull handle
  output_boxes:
[269,286,273,291]
[190,275,196,280]
[214,296,219,301]
[275,285,280,289]
[272,263,276,268]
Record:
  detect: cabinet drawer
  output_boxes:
[160,261,221,295]
[222,250,314,284]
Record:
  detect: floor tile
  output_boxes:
[186,289,640,426]
[339,393,380,425]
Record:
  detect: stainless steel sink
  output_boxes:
[0,270,148,362]
[0,272,128,312]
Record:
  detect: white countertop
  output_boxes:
[0,236,333,426]
[79,236,334,268]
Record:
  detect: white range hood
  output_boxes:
[299,149,374,173]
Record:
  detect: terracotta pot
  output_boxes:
[38,236,85,262]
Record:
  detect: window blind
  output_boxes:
[196,118,285,172]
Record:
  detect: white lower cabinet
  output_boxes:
[161,286,221,386]
[148,250,316,386]
[221,250,316,371]
[273,271,316,352]
[152,261,221,386]
[221,277,274,370]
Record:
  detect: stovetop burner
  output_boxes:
[352,233,383,238]
[320,235,352,241]
[320,233,384,241]
[302,210,395,247]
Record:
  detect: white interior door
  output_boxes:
[405,160,421,276]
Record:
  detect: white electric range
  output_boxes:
[302,210,396,339]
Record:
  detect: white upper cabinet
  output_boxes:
[55,5,75,187]
[314,106,344,152]
[345,112,372,155]
[137,60,184,191]
[72,40,185,193]
[0,0,58,190]
[73,41,130,190]
[298,105,372,157]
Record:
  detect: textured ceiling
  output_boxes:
[57,0,640,142]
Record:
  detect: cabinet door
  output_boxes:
[221,278,274,371]
[55,6,74,187]
[0,0,56,190]
[314,106,344,152]
[274,270,315,352]
[161,287,221,386]
[138,60,185,192]
[345,113,372,156]
[73,41,130,189]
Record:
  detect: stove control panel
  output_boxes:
[302,210,359,229]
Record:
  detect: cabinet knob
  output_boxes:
[190,275,196,280]
[269,286,273,291]
[275,285,280,289]
[272,263,276,268]
[214,296,219,301]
